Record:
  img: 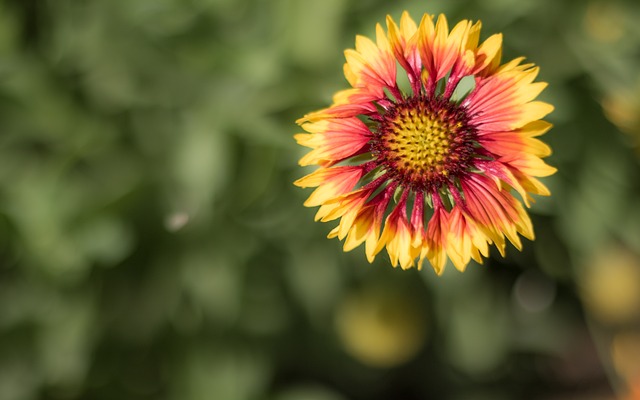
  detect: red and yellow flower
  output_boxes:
[295,12,556,273]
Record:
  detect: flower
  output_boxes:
[294,12,556,273]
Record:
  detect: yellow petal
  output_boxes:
[516,101,554,127]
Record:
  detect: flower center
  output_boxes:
[373,96,477,190]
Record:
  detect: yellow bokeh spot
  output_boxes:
[602,88,640,148]
[334,286,427,368]
[580,245,640,324]
[583,1,625,43]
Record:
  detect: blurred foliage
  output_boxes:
[0,0,639,399]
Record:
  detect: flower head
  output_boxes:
[295,12,556,273]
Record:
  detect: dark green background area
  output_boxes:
[0,0,639,399]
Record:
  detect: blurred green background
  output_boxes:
[1,0,640,399]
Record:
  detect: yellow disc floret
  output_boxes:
[373,96,477,190]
